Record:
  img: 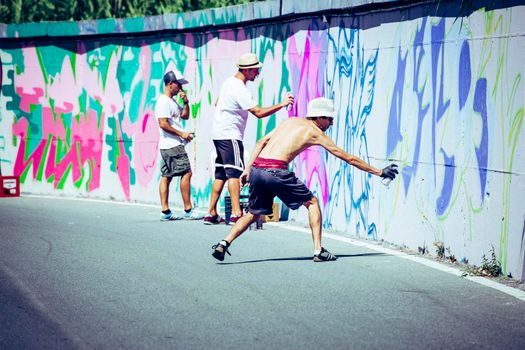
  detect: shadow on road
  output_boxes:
[217,252,386,264]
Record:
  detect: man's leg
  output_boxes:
[227,178,243,217]
[208,179,225,217]
[180,171,192,211]
[209,140,227,218]
[304,196,336,261]
[159,176,172,211]
[304,196,322,251]
[224,212,259,243]
[212,212,260,261]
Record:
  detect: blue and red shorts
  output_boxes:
[248,157,313,215]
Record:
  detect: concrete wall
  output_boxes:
[1,0,524,280]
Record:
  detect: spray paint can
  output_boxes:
[286,92,293,111]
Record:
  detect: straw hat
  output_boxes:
[236,53,263,69]
[163,70,189,85]
[306,97,335,118]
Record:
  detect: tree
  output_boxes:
[0,0,260,24]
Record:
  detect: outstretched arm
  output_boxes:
[248,94,294,119]
[315,133,382,176]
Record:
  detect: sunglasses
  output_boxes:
[319,116,333,120]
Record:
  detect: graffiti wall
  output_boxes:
[1,2,524,279]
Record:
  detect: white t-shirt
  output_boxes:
[155,94,186,150]
[212,76,257,140]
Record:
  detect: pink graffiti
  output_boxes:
[14,48,46,112]
[115,118,131,198]
[48,56,82,115]
[120,45,159,189]
[288,31,330,205]
[133,109,159,188]
[12,118,47,179]
[13,107,104,191]
[16,87,44,113]
[46,107,104,190]
[12,45,129,195]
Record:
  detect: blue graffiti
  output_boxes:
[458,40,471,110]
[473,78,489,202]
[436,149,455,215]
[398,17,430,195]
[325,24,378,238]
[387,18,462,215]
[386,47,406,157]
[458,39,489,204]
[432,19,453,214]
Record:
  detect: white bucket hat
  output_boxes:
[306,97,335,118]
[236,53,263,69]
[163,69,189,85]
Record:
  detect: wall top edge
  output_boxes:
[0,0,414,39]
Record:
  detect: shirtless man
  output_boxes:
[211,97,398,262]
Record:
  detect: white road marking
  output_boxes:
[266,222,525,302]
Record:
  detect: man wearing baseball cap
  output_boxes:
[155,69,203,221]
[204,53,294,225]
[211,97,398,262]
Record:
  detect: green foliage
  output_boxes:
[433,241,445,259]
[433,241,456,263]
[55,0,78,21]
[0,4,11,25]
[95,0,112,19]
[461,245,503,278]
[0,0,260,24]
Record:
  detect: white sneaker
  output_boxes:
[183,208,204,220]
[160,211,182,221]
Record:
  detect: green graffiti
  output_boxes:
[56,163,71,190]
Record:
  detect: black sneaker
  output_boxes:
[212,240,231,261]
[313,247,337,262]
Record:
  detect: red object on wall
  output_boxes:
[0,176,20,197]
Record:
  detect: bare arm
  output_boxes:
[248,94,294,119]
[315,133,382,176]
[180,103,190,120]
[240,129,275,185]
[179,90,190,120]
[158,118,193,141]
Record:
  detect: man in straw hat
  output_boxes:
[211,97,398,262]
[156,69,204,221]
[204,53,294,225]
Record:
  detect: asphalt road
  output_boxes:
[1,196,525,350]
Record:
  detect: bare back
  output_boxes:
[258,118,322,163]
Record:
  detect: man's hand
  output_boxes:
[380,164,398,180]
[179,90,188,103]
[240,170,250,187]
[282,93,294,109]
[181,132,194,142]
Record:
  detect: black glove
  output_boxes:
[380,164,398,180]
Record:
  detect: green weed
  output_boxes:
[461,245,502,277]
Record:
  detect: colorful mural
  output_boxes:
[1,3,524,279]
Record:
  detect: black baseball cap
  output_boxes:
[163,70,189,85]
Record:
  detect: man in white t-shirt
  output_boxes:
[204,53,294,225]
[155,70,203,221]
